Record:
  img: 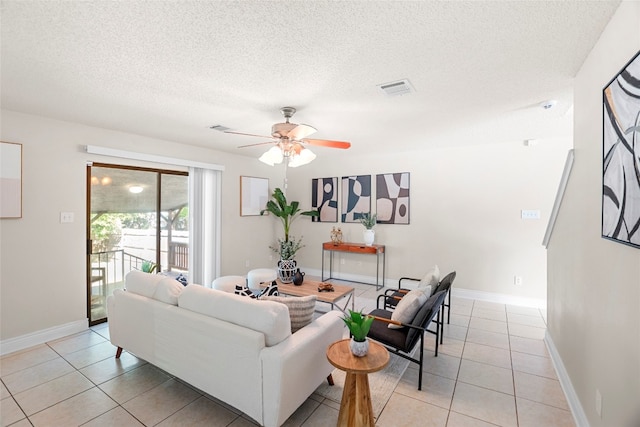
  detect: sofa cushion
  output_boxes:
[261,295,316,333]
[389,289,428,329]
[152,277,184,305]
[125,270,165,298]
[179,285,291,346]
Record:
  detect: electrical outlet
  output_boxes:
[596,389,602,418]
[514,276,523,286]
[340,258,346,265]
[60,212,74,223]
[245,260,250,268]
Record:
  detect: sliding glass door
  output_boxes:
[87,164,188,325]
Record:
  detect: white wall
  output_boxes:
[287,137,571,305]
[547,2,640,426]
[0,110,279,343]
[1,102,570,348]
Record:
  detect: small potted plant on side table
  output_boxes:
[359,212,377,246]
[342,310,375,357]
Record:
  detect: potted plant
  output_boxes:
[342,310,375,357]
[141,260,157,274]
[261,188,318,282]
[359,212,377,246]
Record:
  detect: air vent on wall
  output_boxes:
[378,79,415,97]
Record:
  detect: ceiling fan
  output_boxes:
[225,107,351,167]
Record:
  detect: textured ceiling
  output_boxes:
[0,0,621,159]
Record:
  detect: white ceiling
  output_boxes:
[0,1,621,160]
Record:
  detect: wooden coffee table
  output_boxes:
[273,278,354,311]
[326,338,390,427]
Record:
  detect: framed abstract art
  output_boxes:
[376,172,410,224]
[602,50,640,248]
[312,177,338,222]
[341,175,371,223]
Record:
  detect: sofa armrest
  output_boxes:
[260,310,344,427]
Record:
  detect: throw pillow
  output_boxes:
[258,280,279,298]
[261,295,317,333]
[419,265,440,290]
[389,289,428,329]
[175,273,188,286]
[152,277,183,305]
[235,284,257,299]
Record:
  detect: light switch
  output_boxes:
[521,210,540,220]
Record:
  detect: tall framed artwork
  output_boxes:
[312,177,338,222]
[341,175,371,223]
[602,50,640,248]
[376,172,410,224]
[1,141,22,219]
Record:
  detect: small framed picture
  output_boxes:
[240,176,269,216]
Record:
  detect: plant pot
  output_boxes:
[277,259,297,283]
[350,337,369,357]
[363,229,375,246]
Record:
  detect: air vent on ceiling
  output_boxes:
[209,125,231,132]
[378,79,415,97]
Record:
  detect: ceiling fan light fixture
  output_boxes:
[288,147,316,168]
[259,146,284,166]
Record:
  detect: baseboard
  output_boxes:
[544,331,589,427]
[452,288,546,309]
[0,319,88,356]
[303,267,546,309]
[303,268,390,289]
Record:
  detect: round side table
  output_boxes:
[326,338,390,427]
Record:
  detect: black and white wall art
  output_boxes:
[312,177,338,222]
[341,175,371,223]
[602,50,640,248]
[376,172,410,224]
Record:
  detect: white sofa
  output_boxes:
[107,271,344,427]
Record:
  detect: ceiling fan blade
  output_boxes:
[237,141,276,148]
[303,138,351,149]
[225,130,275,139]
[287,124,317,141]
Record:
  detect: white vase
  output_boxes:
[363,229,375,246]
[350,337,369,357]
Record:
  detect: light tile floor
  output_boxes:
[1,281,575,427]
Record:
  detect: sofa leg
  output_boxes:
[115,347,123,359]
[327,374,334,386]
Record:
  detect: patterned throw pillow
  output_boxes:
[175,273,188,286]
[235,284,257,299]
[261,295,317,333]
[258,281,279,298]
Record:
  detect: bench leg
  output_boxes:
[327,374,334,386]
[115,347,123,359]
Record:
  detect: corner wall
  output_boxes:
[547,2,640,426]
[0,110,279,345]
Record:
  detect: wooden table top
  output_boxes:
[275,278,354,304]
[326,339,389,374]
